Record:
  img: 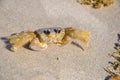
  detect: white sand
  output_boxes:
[0,0,120,80]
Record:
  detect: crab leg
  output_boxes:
[63,27,90,47]
[7,31,36,51]
[76,30,90,47]
[58,35,72,46]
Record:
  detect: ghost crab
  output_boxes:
[7,27,90,51]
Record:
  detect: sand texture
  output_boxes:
[0,0,120,80]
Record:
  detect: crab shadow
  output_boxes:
[0,33,18,51]
[23,42,32,50]
[0,37,12,51]
[0,37,32,51]
[71,42,84,51]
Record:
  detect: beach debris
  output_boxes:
[105,41,120,80]
[77,0,114,9]
[7,27,90,51]
[109,75,120,80]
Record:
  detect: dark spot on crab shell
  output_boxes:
[54,29,61,33]
[44,29,50,35]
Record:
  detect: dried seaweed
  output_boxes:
[105,37,120,80]
[77,0,114,9]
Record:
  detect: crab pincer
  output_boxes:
[29,38,48,51]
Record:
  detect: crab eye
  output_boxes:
[44,29,50,35]
[54,29,61,33]
[58,29,61,33]
[54,29,57,33]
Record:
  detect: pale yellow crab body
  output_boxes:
[7,27,90,51]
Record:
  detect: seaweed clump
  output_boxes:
[105,38,120,80]
[77,0,114,9]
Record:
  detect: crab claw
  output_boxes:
[57,36,72,46]
[29,38,47,51]
[7,31,36,51]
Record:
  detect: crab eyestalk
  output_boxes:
[7,31,36,51]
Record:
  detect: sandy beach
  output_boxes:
[0,0,120,80]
